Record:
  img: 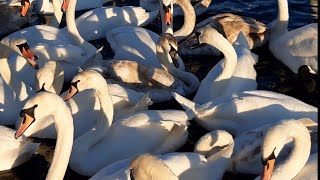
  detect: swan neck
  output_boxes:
[271,124,311,179]
[96,84,114,130]
[46,104,74,180]
[48,0,63,27]
[66,0,98,55]
[173,0,196,42]
[50,69,64,94]
[0,44,33,100]
[272,0,289,38]
[205,35,237,81]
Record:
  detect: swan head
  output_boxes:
[260,120,310,180]
[35,61,64,94]
[160,0,173,25]
[13,38,39,69]
[15,92,66,139]
[20,0,31,16]
[64,70,106,101]
[158,33,180,68]
[129,154,178,180]
[192,27,223,48]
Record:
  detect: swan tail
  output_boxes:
[234,31,250,49]
[171,92,197,117]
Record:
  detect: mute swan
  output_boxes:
[94,33,199,103]
[15,92,74,180]
[179,13,269,56]
[90,130,234,180]
[0,3,29,37]
[228,118,318,175]
[18,69,151,139]
[106,0,196,69]
[255,119,317,180]
[62,5,159,41]
[140,0,211,17]
[192,27,258,104]
[62,70,192,176]
[0,125,39,171]
[172,90,317,136]
[2,0,103,83]
[268,0,318,74]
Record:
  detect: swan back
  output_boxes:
[130,154,179,180]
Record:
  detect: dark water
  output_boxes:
[0,0,318,179]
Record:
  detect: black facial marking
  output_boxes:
[19,104,38,119]
[20,0,30,6]
[69,80,80,93]
[16,42,29,52]
[36,83,46,93]
[162,4,170,13]
[262,147,276,166]
[130,169,135,180]
[169,45,179,68]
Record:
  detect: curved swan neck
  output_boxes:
[173,0,196,42]
[0,44,33,100]
[268,122,311,179]
[271,0,289,39]
[46,102,74,180]
[50,67,64,94]
[203,33,237,81]
[66,0,100,57]
[48,0,63,27]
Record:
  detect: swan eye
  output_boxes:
[162,4,170,12]
[129,169,135,180]
[69,80,80,92]
[36,83,47,93]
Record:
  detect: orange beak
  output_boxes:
[15,114,35,139]
[165,10,171,25]
[64,84,78,101]
[61,0,70,12]
[21,0,30,17]
[21,47,39,69]
[261,158,275,180]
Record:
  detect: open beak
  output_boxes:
[20,0,30,17]
[15,114,35,139]
[64,84,78,101]
[261,158,275,180]
[61,0,70,12]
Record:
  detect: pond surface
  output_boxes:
[0,0,317,179]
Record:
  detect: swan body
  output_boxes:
[269,0,318,74]
[106,26,186,71]
[15,92,74,180]
[192,28,258,104]
[229,118,318,175]
[91,130,234,180]
[17,70,151,139]
[62,6,159,41]
[0,125,39,171]
[172,90,317,136]
[179,13,269,56]
[293,153,317,180]
[55,70,193,176]
[254,119,314,180]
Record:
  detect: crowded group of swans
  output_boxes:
[0,0,318,179]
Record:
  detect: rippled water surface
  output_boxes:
[0,0,318,179]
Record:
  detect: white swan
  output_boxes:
[192,27,258,104]
[90,130,234,180]
[172,90,317,136]
[60,70,192,176]
[94,33,199,103]
[106,0,196,69]
[228,118,318,175]
[140,0,211,17]
[179,13,269,56]
[61,5,159,41]
[254,119,317,180]
[269,0,318,74]
[15,92,74,180]
[17,69,151,139]
[2,0,103,83]
[0,125,39,171]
